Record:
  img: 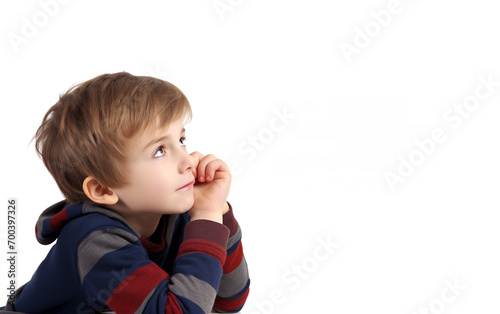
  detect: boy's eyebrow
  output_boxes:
[143,127,185,152]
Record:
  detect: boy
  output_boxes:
[2,72,250,313]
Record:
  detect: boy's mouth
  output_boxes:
[177,180,195,191]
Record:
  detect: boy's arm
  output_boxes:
[78,220,229,314]
[212,202,250,313]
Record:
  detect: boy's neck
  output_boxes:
[123,212,163,239]
[101,203,162,238]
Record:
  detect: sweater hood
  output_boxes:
[35,200,138,245]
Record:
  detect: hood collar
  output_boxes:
[35,200,139,245]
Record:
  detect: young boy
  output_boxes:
[2,72,250,313]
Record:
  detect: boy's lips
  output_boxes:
[177,180,195,191]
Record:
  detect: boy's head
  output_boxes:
[34,72,193,205]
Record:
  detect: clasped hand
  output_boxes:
[188,151,231,223]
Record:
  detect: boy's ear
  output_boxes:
[82,176,119,205]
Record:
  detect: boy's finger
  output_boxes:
[189,151,204,166]
[205,159,223,181]
[189,151,203,181]
[197,154,217,182]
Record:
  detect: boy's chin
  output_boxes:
[166,200,194,215]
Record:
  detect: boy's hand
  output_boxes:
[188,151,231,224]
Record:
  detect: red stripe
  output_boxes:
[178,239,227,268]
[165,291,183,313]
[49,206,69,231]
[107,263,169,313]
[140,216,167,253]
[223,242,243,274]
[214,287,250,312]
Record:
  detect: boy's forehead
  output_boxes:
[130,118,185,149]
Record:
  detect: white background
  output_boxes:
[1,0,500,313]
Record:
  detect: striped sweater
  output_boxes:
[5,200,250,313]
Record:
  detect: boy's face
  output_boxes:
[110,117,195,217]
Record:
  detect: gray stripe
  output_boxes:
[169,274,217,313]
[82,202,141,239]
[227,226,241,250]
[217,256,249,298]
[77,228,138,282]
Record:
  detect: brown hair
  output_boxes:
[34,72,192,204]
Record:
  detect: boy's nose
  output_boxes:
[180,150,195,173]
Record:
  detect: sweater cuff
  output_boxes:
[184,219,229,249]
[223,202,239,238]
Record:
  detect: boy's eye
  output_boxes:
[153,146,166,158]
[179,136,187,146]
[153,137,186,158]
